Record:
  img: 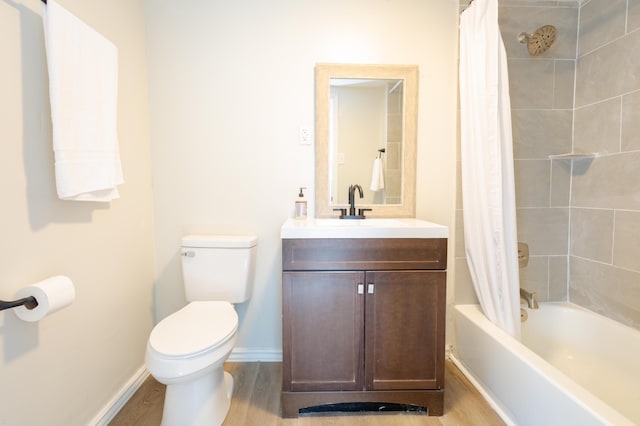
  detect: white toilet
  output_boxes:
[145,234,257,426]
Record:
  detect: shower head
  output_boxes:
[518,25,557,56]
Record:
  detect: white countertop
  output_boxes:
[280,218,449,239]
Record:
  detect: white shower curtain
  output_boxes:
[459,0,521,338]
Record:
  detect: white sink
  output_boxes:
[280,217,448,239]
[314,218,406,227]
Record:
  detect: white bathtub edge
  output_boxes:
[454,304,636,426]
[449,354,517,426]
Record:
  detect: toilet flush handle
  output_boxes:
[182,250,195,257]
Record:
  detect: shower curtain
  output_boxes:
[459,0,521,338]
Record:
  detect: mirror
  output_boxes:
[315,63,418,218]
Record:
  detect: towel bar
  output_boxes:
[0,296,38,312]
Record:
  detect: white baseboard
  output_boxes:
[90,348,281,424]
[227,347,282,362]
[90,365,149,426]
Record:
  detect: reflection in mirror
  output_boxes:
[316,64,418,218]
[330,78,403,205]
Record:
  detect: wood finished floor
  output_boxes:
[109,361,505,426]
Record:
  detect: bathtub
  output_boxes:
[452,303,639,426]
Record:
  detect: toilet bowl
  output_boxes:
[145,234,257,426]
[146,301,238,426]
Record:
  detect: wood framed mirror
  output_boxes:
[315,63,418,218]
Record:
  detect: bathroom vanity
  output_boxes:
[280,218,448,417]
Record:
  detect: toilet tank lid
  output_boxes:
[182,234,257,248]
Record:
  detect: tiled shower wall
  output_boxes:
[455,1,579,304]
[456,0,640,331]
[571,0,640,329]
[502,1,578,302]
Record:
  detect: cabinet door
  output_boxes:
[364,270,446,390]
[282,271,365,392]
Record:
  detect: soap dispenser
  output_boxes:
[295,187,307,220]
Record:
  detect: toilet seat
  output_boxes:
[149,301,238,358]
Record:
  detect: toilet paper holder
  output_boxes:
[0,296,38,312]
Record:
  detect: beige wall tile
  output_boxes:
[629,0,640,32]
[512,109,573,158]
[517,207,569,255]
[621,90,640,152]
[549,256,568,301]
[385,169,401,199]
[519,256,549,301]
[515,159,550,207]
[386,140,401,169]
[613,210,640,271]
[576,30,640,107]
[509,59,555,108]
[578,0,626,56]
[570,207,614,262]
[550,160,571,207]
[500,1,576,6]
[574,97,621,155]
[571,152,640,210]
[554,60,576,109]
[570,257,640,330]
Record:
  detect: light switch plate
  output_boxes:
[299,126,312,145]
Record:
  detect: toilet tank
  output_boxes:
[181,235,257,303]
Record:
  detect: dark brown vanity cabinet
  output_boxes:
[281,238,447,418]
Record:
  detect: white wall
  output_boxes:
[145,0,460,358]
[0,0,155,424]
[0,0,459,422]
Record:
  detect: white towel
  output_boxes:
[43,0,123,202]
[370,157,385,192]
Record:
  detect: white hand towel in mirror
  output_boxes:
[43,0,123,202]
[370,157,385,192]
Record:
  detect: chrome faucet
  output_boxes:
[520,288,539,309]
[348,184,363,216]
[334,184,371,219]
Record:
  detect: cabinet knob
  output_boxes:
[358,284,364,295]
[368,284,374,294]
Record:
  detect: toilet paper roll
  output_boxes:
[13,276,75,322]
